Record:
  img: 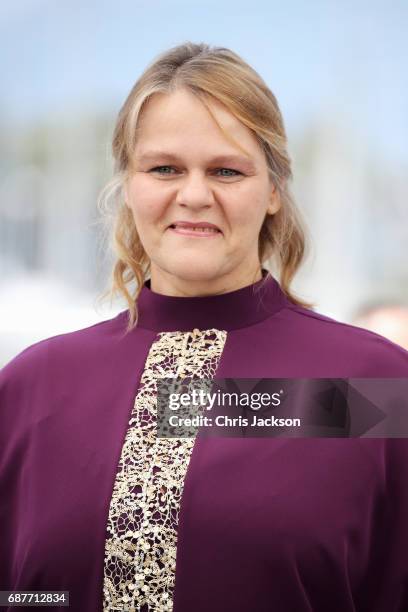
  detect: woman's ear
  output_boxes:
[123,180,130,209]
[267,182,282,216]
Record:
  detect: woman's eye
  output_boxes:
[216,168,242,177]
[149,166,176,174]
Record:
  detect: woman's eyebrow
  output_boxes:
[135,150,257,171]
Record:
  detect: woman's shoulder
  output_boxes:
[280,302,408,376]
[0,310,129,388]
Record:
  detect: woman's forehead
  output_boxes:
[133,91,262,163]
[136,90,247,139]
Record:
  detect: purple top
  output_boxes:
[1,271,408,611]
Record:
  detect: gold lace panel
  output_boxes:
[103,328,227,611]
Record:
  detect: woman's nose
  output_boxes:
[175,171,215,208]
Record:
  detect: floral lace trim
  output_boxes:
[103,328,227,611]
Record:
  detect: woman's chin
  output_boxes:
[173,267,221,283]
[160,260,226,284]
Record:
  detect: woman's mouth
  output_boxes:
[168,224,222,238]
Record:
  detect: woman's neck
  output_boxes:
[149,265,264,297]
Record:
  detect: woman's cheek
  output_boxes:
[132,199,160,226]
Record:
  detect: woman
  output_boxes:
[1,42,408,612]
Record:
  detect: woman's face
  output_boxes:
[125,88,280,296]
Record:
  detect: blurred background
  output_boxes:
[1,0,407,366]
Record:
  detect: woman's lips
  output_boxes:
[168,226,222,238]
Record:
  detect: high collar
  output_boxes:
[134,270,289,332]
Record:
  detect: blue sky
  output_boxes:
[1,0,408,163]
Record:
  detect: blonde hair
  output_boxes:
[97,41,312,331]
